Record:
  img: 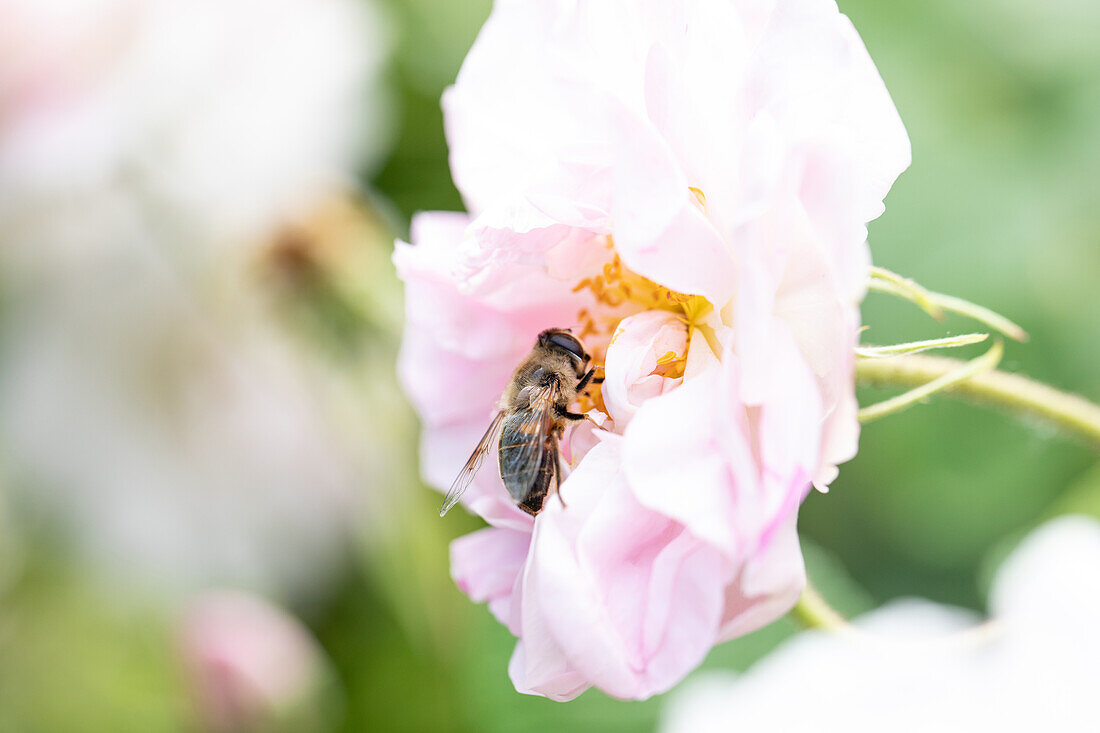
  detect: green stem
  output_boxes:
[790,584,849,632]
[856,332,988,359]
[856,355,1100,450]
[868,267,1028,341]
[794,356,1100,632]
[857,340,1003,424]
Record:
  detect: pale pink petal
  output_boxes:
[460,198,579,278]
[562,419,603,468]
[622,359,757,560]
[749,320,823,516]
[717,512,806,641]
[397,329,515,426]
[793,147,875,301]
[511,86,743,306]
[812,330,860,489]
[615,194,739,309]
[641,28,750,240]
[522,439,730,700]
[743,0,911,224]
[441,0,580,215]
[730,190,858,489]
[601,310,688,425]
[730,247,781,405]
[508,640,589,703]
[509,512,594,702]
[394,212,525,362]
[451,527,531,628]
[443,0,907,307]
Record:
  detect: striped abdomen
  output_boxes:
[498,409,557,516]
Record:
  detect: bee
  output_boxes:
[439,328,601,518]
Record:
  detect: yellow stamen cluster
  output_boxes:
[653,349,688,380]
[570,247,709,414]
[572,254,711,340]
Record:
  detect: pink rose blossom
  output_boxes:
[396,0,909,700]
[178,591,333,731]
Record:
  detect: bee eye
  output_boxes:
[547,332,585,361]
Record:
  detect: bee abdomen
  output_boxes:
[498,414,555,515]
[517,453,553,516]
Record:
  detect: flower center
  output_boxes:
[570,240,713,414]
[572,252,711,337]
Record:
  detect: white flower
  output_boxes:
[660,515,1100,732]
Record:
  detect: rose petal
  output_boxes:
[451,526,531,628]
[523,439,730,700]
[602,310,688,426]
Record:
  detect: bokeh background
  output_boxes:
[0,0,1097,731]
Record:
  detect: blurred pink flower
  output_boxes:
[0,0,390,261]
[179,591,333,732]
[0,0,392,598]
[397,0,909,700]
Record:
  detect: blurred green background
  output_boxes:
[0,0,1097,731]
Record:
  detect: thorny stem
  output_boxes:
[856,354,1100,450]
[857,340,1004,423]
[794,352,1100,632]
[792,585,1005,645]
[868,267,1028,342]
[855,332,988,359]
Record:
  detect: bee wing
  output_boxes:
[500,383,559,504]
[439,410,506,518]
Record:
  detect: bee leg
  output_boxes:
[575,368,598,392]
[583,413,612,432]
[558,404,613,431]
[553,442,567,509]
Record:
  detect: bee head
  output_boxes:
[538,328,588,365]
